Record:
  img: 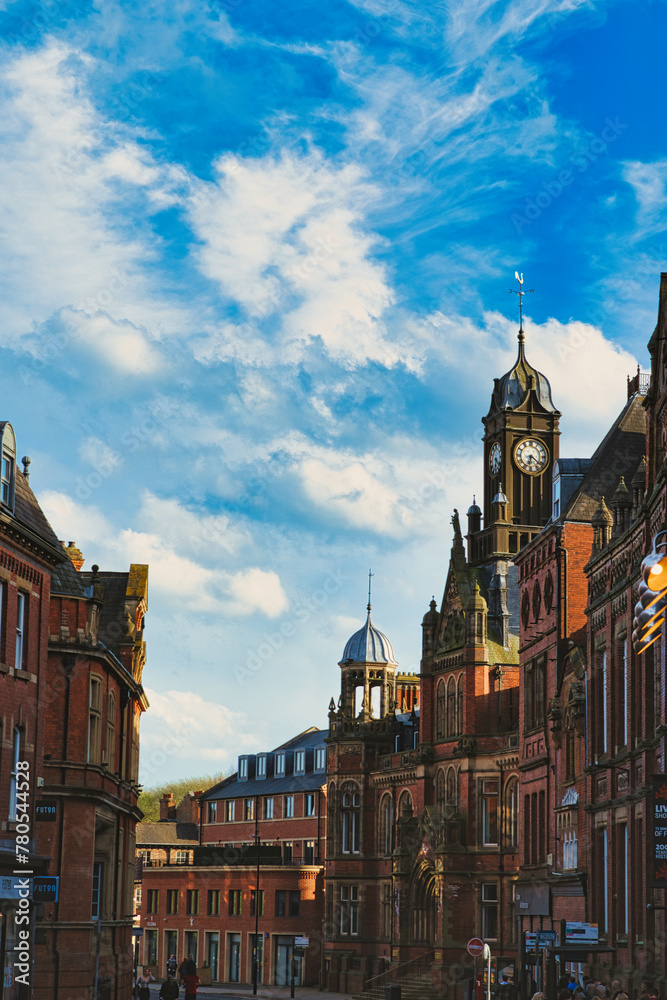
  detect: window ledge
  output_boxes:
[0,662,9,674]
[15,668,31,681]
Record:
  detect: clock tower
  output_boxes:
[467,322,560,566]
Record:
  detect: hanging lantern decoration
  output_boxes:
[632,530,667,654]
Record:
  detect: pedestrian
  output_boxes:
[182,963,199,1000]
[136,969,155,1000]
[160,975,179,1000]
[167,955,178,978]
[178,959,188,986]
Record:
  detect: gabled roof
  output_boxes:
[561,394,646,523]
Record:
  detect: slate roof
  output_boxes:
[560,394,646,523]
[79,570,130,656]
[203,728,328,803]
[13,470,66,559]
[136,822,199,846]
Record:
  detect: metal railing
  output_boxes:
[363,950,435,995]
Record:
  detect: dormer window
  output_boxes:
[257,755,267,779]
[0,422,17,512]
[275,753,285,777]
[552,473,560,519]
[239,757,248,780]
[295,750,306,774]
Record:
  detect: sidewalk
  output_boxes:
[151,987,356,1000]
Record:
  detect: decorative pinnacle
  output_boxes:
[367,568,374,613]
[509,271,534,343]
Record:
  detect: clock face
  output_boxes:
[514,438,548,475]
[488,442,501,477]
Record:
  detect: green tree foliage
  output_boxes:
[138,772,229,822]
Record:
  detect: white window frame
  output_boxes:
[9,727,22,821]
[295,750,306,774]
[340,884,359,935]
[256,755,267,779]
[275,753,285,777]
[88,676,102,764]
[92,860,103,919]
[264,796,274,819]
[238,757,248,780]
[305,793,316,817]
[284,794,294,818]
[315,746,326,771]
[15,591,26,670]
[1,452,14,508]
[481,779,499,847]
[225,800,235,822]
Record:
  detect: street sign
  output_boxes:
[32,877,59,902]
[294,936,309,947]
[35,800,57,822]
[132,928,144,937]
[526,930,557,951]
[565,922,598,944]
[468,937,485,957]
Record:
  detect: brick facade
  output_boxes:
[137,729,327,987]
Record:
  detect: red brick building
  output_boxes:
[324,321,561,997]
[32,550,149,1000]
[137,727,327,987]
[514,385,646,994]
[583,274,667,991]
[0,426,66,1000]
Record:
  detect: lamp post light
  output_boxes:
[253,796,260,996]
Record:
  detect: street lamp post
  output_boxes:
[253,796,260,995]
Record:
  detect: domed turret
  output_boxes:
[467,495,482,535]
[341,606,397,664]
[337,577,399,720]
[487,330,557,416]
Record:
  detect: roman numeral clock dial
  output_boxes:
[514,438,548,475]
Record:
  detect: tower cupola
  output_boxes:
[337,574,398,720]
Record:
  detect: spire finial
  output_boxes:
[367,569,374,613]
[509,271,534,347]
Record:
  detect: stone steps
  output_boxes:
[353,976,440,1000]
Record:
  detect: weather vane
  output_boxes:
[367,569,374,611]
[509,271,534,338]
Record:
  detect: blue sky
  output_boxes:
[0,0,665,782]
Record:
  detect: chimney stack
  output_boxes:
[160,792,175,822]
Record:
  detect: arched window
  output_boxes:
[327,782,336,854]
[436,770,446,814]
[446,677,456,737]
[106,691,117,769]
[456,674,464,734]
[0,422,17,512]
[521,590,530,629]
[544,572,554,613]
[446,767,457,808]
[532,582,541,622]
[378,794,393,855]
[436,680,446,739]
[398,789,413,820]
[342,783,361,854]
[504,776,519,848]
